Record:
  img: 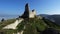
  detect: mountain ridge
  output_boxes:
[38,14,60,25]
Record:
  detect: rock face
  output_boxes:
[21,3,36,18]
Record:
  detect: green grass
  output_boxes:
[0,17,60,34]
[0,29,17,34]
[17,18,47,34]
[17,17,60,34]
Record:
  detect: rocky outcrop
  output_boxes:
[3,18,23,29]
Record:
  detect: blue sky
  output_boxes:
[0,0,60,15]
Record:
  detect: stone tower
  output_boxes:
[21,3,36,18]
[21,3,29,18]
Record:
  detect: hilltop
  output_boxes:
[0,3,60,34]
[0,16,60,34]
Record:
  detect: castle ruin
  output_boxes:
[21,3,36,18]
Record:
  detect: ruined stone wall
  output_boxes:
[29,10,36,18]
[21,3,36,18]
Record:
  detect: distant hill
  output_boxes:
[39,14,60,25]
[0,15,19,20]
[0,15,19,17]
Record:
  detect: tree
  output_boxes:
[1,18,4,22]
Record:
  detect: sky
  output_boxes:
[0,0,60,15]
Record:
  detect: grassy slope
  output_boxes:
[42,17,60,31]
[0,19,16,34]
[0,17,60,34]
[0,29,17,34]
[43,18,60,32]
[0,19,16,29]
[17,18,47,34]
[17,17,60,34]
